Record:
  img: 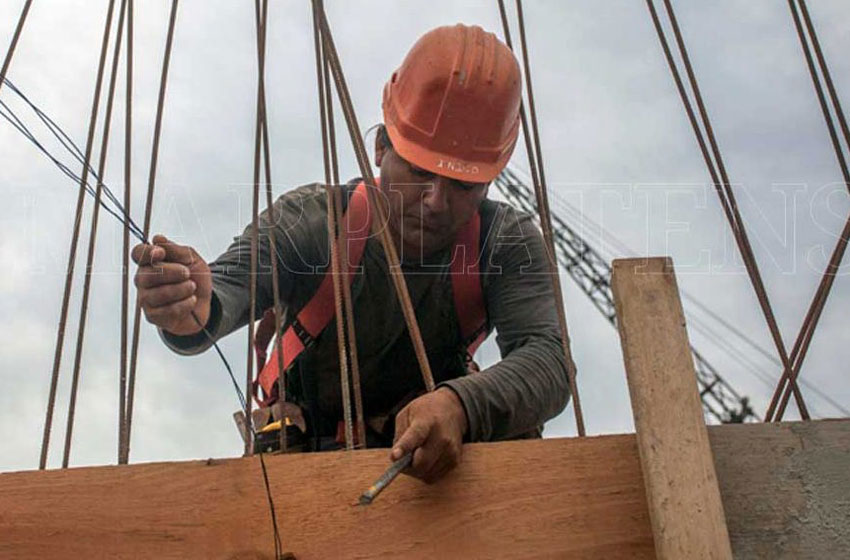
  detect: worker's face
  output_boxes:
[375,136,489,259]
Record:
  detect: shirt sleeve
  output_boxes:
[159,184,328,355]
[440,205,573,441]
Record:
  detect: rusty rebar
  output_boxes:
[63,0,128,469]
[316,4,436,392]
[0,0,33,97]
[335,185,366,447]
[123,0,180,464]
[326,186,354,449]
[646,0,810,419]
[40,0,117,470]
[251,0,286,454]
[769,0,850,421]
[118,0,133,463]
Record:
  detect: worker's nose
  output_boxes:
[422,177,451,215]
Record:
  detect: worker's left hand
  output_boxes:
[391,387,468,484]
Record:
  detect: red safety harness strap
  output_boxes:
[253,182,371,405]
[253,181,488,406]
[451,211,488,357]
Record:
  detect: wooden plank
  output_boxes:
[2,420,849,558]
[0,436,655,559]
[612,257,733,559]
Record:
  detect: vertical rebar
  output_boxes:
[118,0,133,463]
[316,4,436,392]
[509,0,585,435]
[62,0,128,469]
[0,0,34,97]
[123,0,180,464]
[40,0,117,470]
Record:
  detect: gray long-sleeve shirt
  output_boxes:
[161,182,571,442]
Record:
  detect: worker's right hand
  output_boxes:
[132,234,212,336]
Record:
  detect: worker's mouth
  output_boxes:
[403,214,447,236]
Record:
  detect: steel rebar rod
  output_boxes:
[63,0,129,468]
[40,0,117,470]
[118,0,134,463]
[769,0,850,421]
[0,0,33,97]
[498,0,585,436]
[316,3,436,392]
[123,0,180,464]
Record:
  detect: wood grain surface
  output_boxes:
[2,420,849,558]
[0,436,654,559]
[612,257,732,559]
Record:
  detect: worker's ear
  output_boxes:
[375,130,387,167]
[375,125,389,167]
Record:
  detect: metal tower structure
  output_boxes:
[494,167,756,423]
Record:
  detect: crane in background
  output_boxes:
[495,167,757,423]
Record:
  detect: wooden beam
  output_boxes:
[1,420,849,558]
[612,257,733,559]
[0,436,654,559]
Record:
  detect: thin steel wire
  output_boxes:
[40,0,118,470]
[189,312,284,557]
[316,2,436,392]
[63,0,128,468]
[0,80,143,239]
[123,0,180,464]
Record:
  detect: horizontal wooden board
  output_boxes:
[1,419,848,559]
[0,435,654,559]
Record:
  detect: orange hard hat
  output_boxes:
[382,24,522,183]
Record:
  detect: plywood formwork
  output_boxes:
[1,435,654,559]
[1,420,849,559]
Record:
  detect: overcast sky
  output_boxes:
[1,0,848,473]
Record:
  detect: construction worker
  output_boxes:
[132,24,572,483]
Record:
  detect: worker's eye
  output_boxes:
[410,167,432,179]
[456,181,479,191]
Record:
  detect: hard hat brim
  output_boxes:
[384,120,511,184]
